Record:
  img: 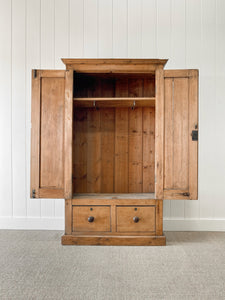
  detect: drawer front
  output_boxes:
[117,206,155,232]
[73,206,111,232]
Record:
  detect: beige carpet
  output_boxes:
[0,231,224,300]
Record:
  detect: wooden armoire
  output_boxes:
[30,59,198,246]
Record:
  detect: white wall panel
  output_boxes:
[0,0,225,230]
[128,0,142,58]
[70,0,84,57]
[0,0,12,217]
[26,0,41,218]
[84,0,98,57]
[99,0,113,58]
[40,0,55,217]
[142,0,157,58]
[113,0,127,57]
[12,0,26,217]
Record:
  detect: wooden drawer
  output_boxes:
[72,206,111,232]
[116,206,155,232]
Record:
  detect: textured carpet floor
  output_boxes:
[0,231,224,300]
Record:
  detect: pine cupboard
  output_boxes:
[30,59,198,246]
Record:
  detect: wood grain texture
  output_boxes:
[40,77,64,189]
[65,199,72,234]
[87,109,101,192]
[73,206,111,232]
[188,70,198,200]
[155,65,164,199]
[61,235,166,246]
[114,108,129,192]
[143,107,155,192]
[128,108,143,192]
[101,109,115,192]
[73,109,88,193]
[117,206,155,232]
[30,70,41,198]
[156,199,163,235]
[64,69,73,199]
[163,70,198,200]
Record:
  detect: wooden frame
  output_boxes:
[30,69,65,199]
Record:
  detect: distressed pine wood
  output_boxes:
[117,206,156,232]
[156,200,163,236]
[73,206,111,232]
[30,70,65,199]
[30,70,41,198]
[101,109,115,192]
[128,108,143,192]
[73,98,155,108]
[87,109,101,192]
[114,108,129,192]
[40,77,64,190]
[73,108,88,193]
[155,65,164,199]
[64,69,73,199]
[65,199,72,234]
[61,235,166,246]
[143,107,155,192]
[163,70,198,200]
[189,70,198,200]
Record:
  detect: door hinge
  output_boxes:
[32,189,36,198]
[191,130,198,141]
[33,69,37,78]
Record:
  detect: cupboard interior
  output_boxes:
[72,72,156,198]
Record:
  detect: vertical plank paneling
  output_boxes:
[199,0,216,219]
[55,0,69,68]
[55,0,69,217]
[128,0,142,58]
[114,108,129,193]
[157,0,171,217]
[98,0,112,58]
[101,109,115,192]
[143,107,155,193]
[157,0,171,65]
[70,0,84,57]
[173,78,189,189]
[12,0,26,217]
[170,0,186,68]
[0,0,12,216]
[73,109,87,193]
[185,0,201,219]
[164,78,173,189]
[214,0,225,219]
[26,0,41,217]
[169,0,186,219]
[113,0,127,57]
[87,110,101,192]
[40,0,55,217]
[142,0,157,57]
[84,0,98,57]
[128,108,143,193]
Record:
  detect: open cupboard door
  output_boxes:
[163,70,198,200]
[30,70,66,198]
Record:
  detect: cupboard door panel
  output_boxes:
[30,70,66,198]
[163,70,198,200]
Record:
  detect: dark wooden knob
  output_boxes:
[133,216,139,223]
[88,216,94,223]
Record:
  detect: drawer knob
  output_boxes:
[133,216,139,223]
[88,216,94,223]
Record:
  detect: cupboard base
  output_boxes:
[61,234,166,246]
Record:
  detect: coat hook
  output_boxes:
[132,100,136,110]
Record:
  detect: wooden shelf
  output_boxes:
[73,193,155,200]
[73,97,155,108]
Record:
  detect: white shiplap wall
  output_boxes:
[0,0,225,230]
